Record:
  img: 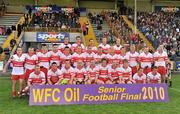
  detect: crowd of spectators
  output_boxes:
[128,11,180,60]
[31,11,81,29]
[106,12,144,50]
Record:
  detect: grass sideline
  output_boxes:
[0,75,180,114]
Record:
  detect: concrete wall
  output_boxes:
[124,0,152,12]
[79,1,115,9]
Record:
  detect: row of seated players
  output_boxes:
[23,60,161,94]
[10,36,168,97]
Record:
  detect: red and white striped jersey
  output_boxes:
[94,53,107,62]
[98,65,109,78]
[71,43,85,52]
[126,51,139,67]
[74,67,87,80]
[118,66,132,80]
[108,65,120,80]
[117,54,129,66]
[60,67,75,80]
[59,43,71,52]
[106,54,118,64]
[113,45,122,54]
[24,54,38,70]
[49,51,62,66]
[61,54,72,64]
[86,66,99,79]
[28,71,45,84]
[85,52,95,64]
[72,52,86,66]
[153,51,168,67]
[133,73,146,84]
[47,69,62,83]
[147,72,161,83]
[99,44,110,53]
[88,46,97,53]
[37,52,50,69]
[139,52,153,68]
[11,54,26,75]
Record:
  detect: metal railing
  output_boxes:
[24,27,82,33]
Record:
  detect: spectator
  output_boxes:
[3,46,10,65]
[82,22,86,36]
[10,38,16,49]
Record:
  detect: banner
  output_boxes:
[36,32,69,43]
[154,6,180,13]
[29,84,168,106]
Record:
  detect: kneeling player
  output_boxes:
[97,58,111,84]
[133,67,146,84]
[118,59,134,84]
[86,60,99,84]
[60,60,75,84]
[74,60,87,84]
[109,61,121,84]
[147,66,161,84]
[47,62,62,85]
[23,65,46,93]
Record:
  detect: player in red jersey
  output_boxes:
[99,37,110,54]
[24,47,38,81]
[118,59,133,84]
[147,66,161,84]
[49,44,62,67]
[86,60,99,84]
[113,38,122,54]
[97,58,111,84]
[71,36,85,52]
[126,44,139,75]
[59,37,71,52]
[88,39,97,53]
[11,47,26,98]
[61,46,72,65]
[85,46,95,66]
[109,61,121,84]
[36,44,50,77]
[117,47,129,67]
[23,65,46,93]
[94,46,106,63]
[47,62,62,85]
[133,67,146,84]
[60,60,75,84]
[106,46,118,65]
[74,60,87,84]
[72,46,86,67]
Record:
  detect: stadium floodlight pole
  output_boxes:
[134,0,137,34]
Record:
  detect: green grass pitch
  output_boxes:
[0,75,180,114]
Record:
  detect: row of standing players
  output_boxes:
[10,36,169,98]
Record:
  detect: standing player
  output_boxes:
[118,59,133,84]
[147,66,161,84]
[153,45,168,82]
[74,60,87,84]
[126,44,139,75]
[36,44,50,77]
[109,61,121,84]
[118,47,129,67]
[11,47,26,98]
[97,58,111,84]
[99,37,110,54]
[58,37,71,52]
[106,46,118,64]
[71,36,85,52]
[72,46,86,67]
[113,38,122,54]
[133,67,146,84]
[47,62,62,85]
[24,47,38,82]
[61,46,72,65]
[139,46,153,75]
[94,46,106,63]
[23,65,46,92]
[88,39,97,53]
[60,60,75,84]
[85,46,95,66]
[49,44,62,67]
[86,60,99,84]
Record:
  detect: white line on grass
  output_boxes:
[170,88,180,93]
